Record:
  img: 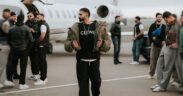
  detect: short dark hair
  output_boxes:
[10,12,16,16]
[80,8,90,17]
[27,11,34,15]
[163,11,172,19]
[156,13,162,17]
[135,16,141,21]
[115,16,120,19]
[3,8,10,12]
[172,14,177,19]
[37,13,45,17]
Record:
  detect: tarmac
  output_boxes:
[0,37,183,96]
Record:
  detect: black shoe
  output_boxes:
[13,74,20,80]
[117,61,122,64]
[114,61,122,65]
[114,61,119,65]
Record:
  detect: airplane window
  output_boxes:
[72,11,76,18]
[62,11,66,19]
[55,10,60,18]
[48,10,53,18]
[67,11,72,18]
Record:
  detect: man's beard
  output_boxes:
[79,18,84,22]
[115,21,120,24]
[156,20,161,23]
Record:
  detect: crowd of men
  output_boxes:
[0,6,183,96]
[0,9,50,90]
[109,10,183,93]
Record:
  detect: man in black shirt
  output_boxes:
[110,16,122,64]
[148,13,166,79]
[130,16,144,65]
[7,12,33,90]
[34,13,50,86]
[65,8,111,96]
[25,12,40,81]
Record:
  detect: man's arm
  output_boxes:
[100,27,111,52]
[38,25,47,42]
[64,28,75,52]
[148,24,154,43]
[136,24,144,38]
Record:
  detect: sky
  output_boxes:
[53,0,183,8]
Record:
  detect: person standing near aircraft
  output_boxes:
[6,11,21,80]
[147,13,166,79]
[7,11,33,90]
[25,12,40,81]
[34,13,50,85]
[65,8,111,96]
[0,9,11,88]
[130,16,144,65]
[152,11,181,92]
[110,16,122,65]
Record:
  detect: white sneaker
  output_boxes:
[0,83,4,88]
[130,61,139,65]
[152,86,166,92]
[19,84,29,90]
[34,79,47,86]
[150,84,159,90]
[170,81,181,88]
[28,75,40,81]
[4,80,15,87]
[147,75,155,79]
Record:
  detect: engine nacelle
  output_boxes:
[97,4,122,19]
[97,5,109,18]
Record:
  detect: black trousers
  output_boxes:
[7,50,28,84]
[111,35,121,61]
[38,46,47,81]
[76,59,101,96]
[6,50,19,78]
[29,46,39,75]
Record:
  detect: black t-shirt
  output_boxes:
[76,22,100,60]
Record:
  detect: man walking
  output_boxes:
[65,8,111,96]
[152,11,181,92]
[130,16,144,65]
[148,13,166,79]
[110,16,122,64]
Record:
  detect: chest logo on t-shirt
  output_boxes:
[80,30,95,36]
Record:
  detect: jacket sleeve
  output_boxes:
[64,28,74,53]
[110,23,115,33]
[148,24,154,43]
[100,27,111,52]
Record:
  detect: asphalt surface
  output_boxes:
[0,40,183,96]
[0,39,183,96]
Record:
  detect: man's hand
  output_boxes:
[169,43,178,48]
[30,28,35,33]
[162,41,165,45]
[153,37,156,40]
[72,40,79,49]
[97,40,103,48]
